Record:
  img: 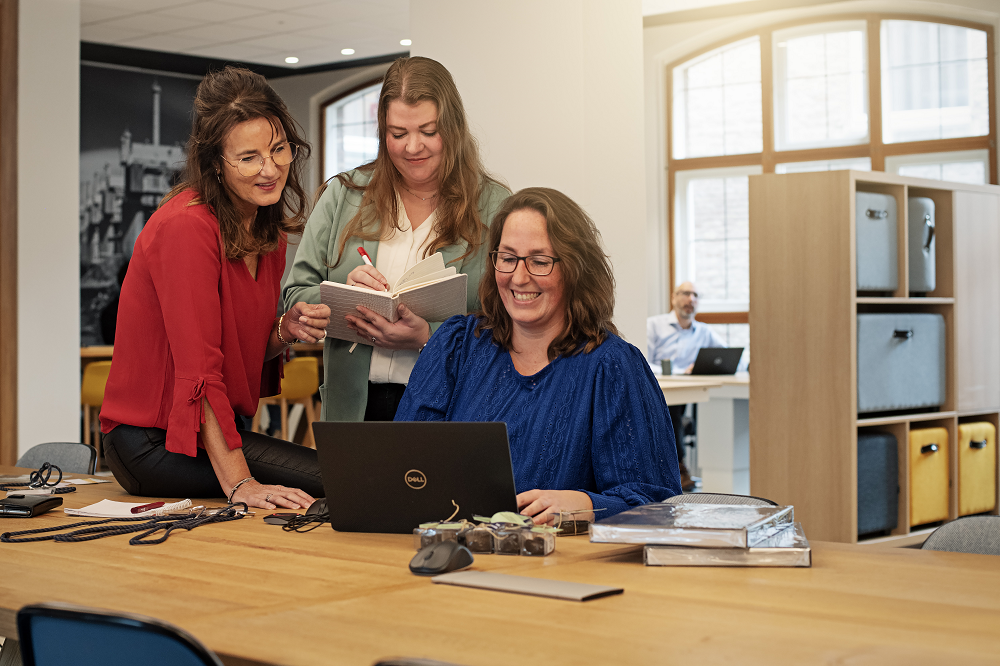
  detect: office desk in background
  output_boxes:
[658,373,750,495]
[1,468,999,666]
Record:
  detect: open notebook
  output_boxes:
[320,252,468,345]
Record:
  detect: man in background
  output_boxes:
[647,281,725,491]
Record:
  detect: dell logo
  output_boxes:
[713,357,723,366]
[404,469,427,490]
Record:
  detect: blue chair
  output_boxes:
[17,603,223,666]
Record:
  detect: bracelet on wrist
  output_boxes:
[276,313,297,346]
[228,476,254,503]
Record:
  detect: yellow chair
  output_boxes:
[81,361,112,464]
[252,357,320,448]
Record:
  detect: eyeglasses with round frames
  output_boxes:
[220,142,297,177]
[490,251,561,276]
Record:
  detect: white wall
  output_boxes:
[643,0,1000,315]
[18,0,81,455]
[411,0,649,346]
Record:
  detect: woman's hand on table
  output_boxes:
[346,304,431,351]
[232,479,315,511]
[346,265,390,292]
[517,489,595,525]
[283,302,331,343]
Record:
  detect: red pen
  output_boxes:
[131,501,165,514]
[357,246,374,266]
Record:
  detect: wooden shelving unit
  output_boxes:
[749,170,1000,544]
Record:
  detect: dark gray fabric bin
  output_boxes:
[856,191,898,292]
[857,313,945,413]
[857,431,899,537]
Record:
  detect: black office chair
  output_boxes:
[921,516,1000,556]
[15,443,97,475]
[17,603,224,666]
[664,492,777,507]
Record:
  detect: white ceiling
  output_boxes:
[80,1,730,70]
[80,0,411,69]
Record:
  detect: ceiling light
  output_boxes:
[400,39,412,46]
[341,48,355,55]
[285,56,299,64]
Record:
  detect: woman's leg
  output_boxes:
[103,425,224,498]
[237,428,325,498]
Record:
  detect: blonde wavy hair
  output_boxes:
[331,56,498,267]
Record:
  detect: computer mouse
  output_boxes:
[409,540,474,576]
[306,498,328,516]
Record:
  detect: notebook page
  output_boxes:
[392,253,447,292]
[65,498,192,517]
[397,273,468,323]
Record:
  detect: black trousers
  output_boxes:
[364,382,407,421]
[669,403,688,466]
[103,422,324,500]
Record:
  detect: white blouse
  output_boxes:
[368,199,437,385]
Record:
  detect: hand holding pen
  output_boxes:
[346,247,389,292]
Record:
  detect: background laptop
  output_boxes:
[690,347,744,375]
[312,421,519,534]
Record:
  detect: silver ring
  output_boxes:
[265,493,272,503]
[371,337,377,344]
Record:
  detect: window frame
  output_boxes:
[318,77,383,185]
[664,13,997,323]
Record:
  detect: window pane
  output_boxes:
[324,82,381,181]
[887,150,988,185]
[775,157,872,173]
[708,323,750,350]
[774,22,869,150]
[673,37,762,159]
[881,20,989,143]
[685,175,750,304]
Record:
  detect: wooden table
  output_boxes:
[2,468,1000,665]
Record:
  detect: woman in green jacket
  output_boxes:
[283,56,509,422]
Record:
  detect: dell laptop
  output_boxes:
[690,347,744,375]
[312,421,519,533]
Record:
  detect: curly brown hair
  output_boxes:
[164,66,311,260]
[477,188,619,360]
[331,56,499,267]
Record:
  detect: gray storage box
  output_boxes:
[908,197,936,294]
[856,191,898,292]
[857,313,945,413]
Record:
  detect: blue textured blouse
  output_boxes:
[395,315,682,517]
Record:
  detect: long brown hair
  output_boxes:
[165,66,311,260]
[331,56,496,267]
[477,188,619,360]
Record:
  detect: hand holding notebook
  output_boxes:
[321,252,468,345]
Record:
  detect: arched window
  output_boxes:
[666,15,995,345]
[320,80,382,183]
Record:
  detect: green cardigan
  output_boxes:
[282,169,510,422]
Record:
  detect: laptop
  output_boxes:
[690,347,744,375]
[312,421,519,534]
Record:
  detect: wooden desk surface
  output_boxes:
[2,468,999,665]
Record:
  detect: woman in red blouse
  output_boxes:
[100,67,330,510]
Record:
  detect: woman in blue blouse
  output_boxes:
[395,187,681,523]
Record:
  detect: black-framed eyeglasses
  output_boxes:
[489,251,561,276]
[220,142,297,177]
